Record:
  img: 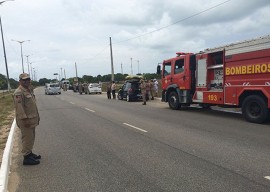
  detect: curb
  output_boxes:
[0,119,17,192]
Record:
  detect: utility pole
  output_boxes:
[25,55,30,75]
[60,67,63,81]
[0,16,10,91]
[33,68,36,81]
[75,62,78,78]
[137,60,140,74]
[121,62,123,74]
[0,0,14,91]
[30,62,34,80]
[64,69,66,79]
[109,37,114,81]
[130,57,133,75]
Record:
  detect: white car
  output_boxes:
[45,83,61,95]
[88,83,102,94]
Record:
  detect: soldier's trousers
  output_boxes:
[142,91,146,103]
[20,126,36,156]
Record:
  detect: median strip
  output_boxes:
[85,108,95,113]
[265,176,270,181]
[123,123,148,133]
[69,102,75,105]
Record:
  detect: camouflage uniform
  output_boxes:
[78,82,83,94]
[83,83,88,94]
[107,82,111,99]
[140,79,147,105]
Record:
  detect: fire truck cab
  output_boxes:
[157,35,270,123]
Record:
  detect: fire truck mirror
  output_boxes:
[157,65,161,75]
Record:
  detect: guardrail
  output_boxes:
[0,119,17,192]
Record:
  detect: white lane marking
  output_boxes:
[265,176,270,181]
[69,102,75,105]
[123,123,148,133]
[85,108,95,113]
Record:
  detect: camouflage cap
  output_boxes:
[19,73,30,80]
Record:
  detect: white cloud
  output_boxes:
[0,0,269,80]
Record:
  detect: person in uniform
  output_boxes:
[83,82,88,94]
[13,73,41,165]
[140,79,147,105]
[106,82,111,99]
[149,79,154,100]
[111,81,116,99]
[78,82,83,94]
[153,79,159,97]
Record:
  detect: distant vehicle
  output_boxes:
[117,80,142,102]
[88,83,102,94]
[45,83,61,95]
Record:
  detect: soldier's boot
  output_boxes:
[151,97,154,100]
[142,102,146,105]
[23,154,40,165]
[30,152,41,159]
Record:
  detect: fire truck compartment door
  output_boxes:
[197,59,207,87]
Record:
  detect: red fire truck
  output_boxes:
[157,35,270,123]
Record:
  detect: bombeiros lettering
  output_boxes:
[225,63,270,75]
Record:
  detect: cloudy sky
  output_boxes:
[0,0,269,80]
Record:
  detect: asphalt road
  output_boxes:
[10,88,270,192]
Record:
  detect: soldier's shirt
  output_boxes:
[13,85,40,128]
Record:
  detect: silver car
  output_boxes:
[88,83,102,94]
[45,83,61,95]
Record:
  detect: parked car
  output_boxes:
[117,80,142,102]
[88,83,102,94]
[45,83,61,95]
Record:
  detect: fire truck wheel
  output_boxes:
[242,95,268,123]
[168,91,181,110]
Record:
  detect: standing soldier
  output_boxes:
[149,79,154,100]
[153,79,159,97]
[106,82,111,99]
[13,73,41,165]
[140,79,147,105]
[78,82,83,94]
[64,83,68,91]
[145,79,151,101]
[111,81,116,99]
[83,82,88,94]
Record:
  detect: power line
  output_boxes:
[114,0,232,44]
[89,0,232,59]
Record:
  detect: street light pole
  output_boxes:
[137,60,140,74]
[0,0,14,91]
[130,57,133,75]
[12,39,30,73]
[33,68,35,81]
[25,55,30,75]
[0,16,10,90]
[29,62,34,80]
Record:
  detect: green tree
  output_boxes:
[39,78,51,86]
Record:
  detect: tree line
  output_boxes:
[0,73,160,89]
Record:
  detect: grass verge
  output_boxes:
[0,92,15,161]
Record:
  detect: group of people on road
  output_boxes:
[78,82,89,94]
[12,73,159,166]
[106,81,116,99]
[140,79,158,105]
